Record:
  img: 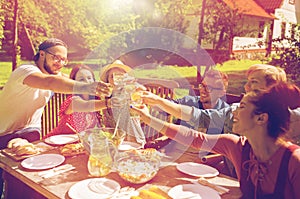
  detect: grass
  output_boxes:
[0,62,13,89]
[0,59,263,97]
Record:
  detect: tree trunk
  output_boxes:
[266,21,274,57]
[12,0,18,71]
[20,18,36,59]
[215,27,225,51]
[196,0,207,84]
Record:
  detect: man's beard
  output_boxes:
[200,97,212,109]
[43,59,56,75]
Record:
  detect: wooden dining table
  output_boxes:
[0,142,242,199]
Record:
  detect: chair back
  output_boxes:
[41,93,68,137]
[137,78,180,141]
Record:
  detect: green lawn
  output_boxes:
[0,59,263,97]
[0,62,13,89]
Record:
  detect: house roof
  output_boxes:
[255,0,284,12]
[222,0,275,19]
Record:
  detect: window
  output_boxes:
[258,21,265,38]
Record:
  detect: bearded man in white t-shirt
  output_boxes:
[0,38,111,198]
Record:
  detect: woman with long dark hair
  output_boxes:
[45,64,107,137]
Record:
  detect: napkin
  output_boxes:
[176,177,229,195]
[171,185,202,199]
[197,177,229,195]
[38,164,75,178]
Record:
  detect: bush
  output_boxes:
[268,37,300,86]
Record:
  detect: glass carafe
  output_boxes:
[85,131,118,177]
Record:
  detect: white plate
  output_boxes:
[68,178,121,199]
[168,184,220,199]
[118,141,141,151]
[176,162,219,178]
[21,154,65,170]
[44,134,79,145]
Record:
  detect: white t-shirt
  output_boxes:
[0,65,52,136]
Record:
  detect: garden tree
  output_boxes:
[36,0,136,55]
[19,0,53,44]
[83,0,143,64]
[2,0,197,66]
[269,30,300,87]
[1,0,141,64]
[148,0,192,32]
[1,0,56,66]
[0,0,5,47]
[85,0,195,67]
[12,0,18,70]
[33,0,105,55]
[118,0,195,66]
[202,0,257,63]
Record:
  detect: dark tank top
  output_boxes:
[240,141,299,199]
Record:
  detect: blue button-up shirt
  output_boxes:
[173,95,231,134]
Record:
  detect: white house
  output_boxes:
[185,0,299,58]
[232,0,299,56]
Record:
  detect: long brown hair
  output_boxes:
[69,64,102,124]
[69,64,95,81]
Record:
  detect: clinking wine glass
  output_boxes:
[129,91,143,118]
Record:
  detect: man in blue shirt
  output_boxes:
[143,69,230,163]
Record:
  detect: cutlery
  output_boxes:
[38,164,75,178]
[176,177,229,195]
[197,177,229,195]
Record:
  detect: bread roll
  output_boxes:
[14,143,35,153]
[7,138,37,156]
[15,146,37,156]
[11,140,30,151]
[7,138,27,149]
[60,143,84,155]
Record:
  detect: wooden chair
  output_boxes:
[41,93,68,137]
[137,78,180,141]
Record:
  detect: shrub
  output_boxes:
[268,37,300,87]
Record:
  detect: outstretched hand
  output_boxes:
[130,104,150,119]
[94,81,113,97]
[140,91,163,106]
